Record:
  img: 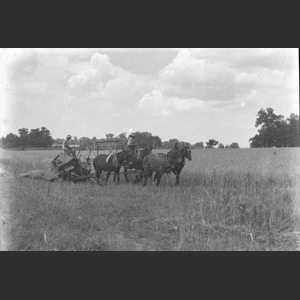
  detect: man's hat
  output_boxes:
[66,135,72,139]
[129,133,135,137]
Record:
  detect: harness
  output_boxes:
[105,152,114,164]
[147,146,192,172]
[106,152,121,168]
[146,149,181,171]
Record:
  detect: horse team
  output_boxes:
[93,142,192,186]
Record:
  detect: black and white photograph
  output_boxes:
[0,48,299,251]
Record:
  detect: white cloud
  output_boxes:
[190,48,297,72]
[67,53,117,98]
[138,48,298,117]
[158,49,236,101]
[138,90,204,117]
[2,49,157,138]
[90,53,117,77]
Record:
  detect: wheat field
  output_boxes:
[1,148,299,251]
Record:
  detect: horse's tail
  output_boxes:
[93,156,97,170]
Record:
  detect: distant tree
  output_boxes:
[153,135,163,148]
[27,128,38,146]
[116,132,127,139]
[218,143,225,149]
[115,132,127,148]
[286,113,300,147]
[0,136,5,148]
[193,142,204,149]
[4,133,20,148]
[162,141,169,148]
[26,127,53,148]
[40,127,53,147]
[134,131,154,148]
[105,133,114,140]
[206,139,219,149]
[181,141,192,148]
[79,137,94,150]
[18,128,29,147]
[249,134,263,148]
[225,145,230,149]
[249,107,298,148]
[168,138,180,148]
[54,138,64,144]
[230,143,240,149]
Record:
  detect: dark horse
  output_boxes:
[142,142,183,186]
[93,149,130,185]
[123,145,153,183]
[151,144,192,185]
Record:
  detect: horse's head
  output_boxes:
[181,144,192,161]
[142,144,153,157]
[146,144,153,155]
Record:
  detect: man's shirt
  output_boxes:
[127,137,134,146]
[64,140,71,149]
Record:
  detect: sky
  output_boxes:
[0,48,298,147]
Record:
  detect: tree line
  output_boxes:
[0,129,238,150]
[1,108,298,149]
[0,127,53,148]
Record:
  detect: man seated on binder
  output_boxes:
[63,135,76,159]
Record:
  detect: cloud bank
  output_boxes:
[138,48,298,116]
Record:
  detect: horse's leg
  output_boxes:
[146,170,154,184]
[95,168,102,185]
[153,172,158,183]
[106,170,112,184]
[116,169,120,183]
[156,173,164,186]
[149,171,153,181]
[123,167,129,183]
[138,169,145,183]
[138,164,146,183]
[136,173,141,183]
[142,169,149,186]
[149,172,158,185]
[172,169,180,185]
[134,168,141,183]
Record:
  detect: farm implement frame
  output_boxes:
[50,148,95,183]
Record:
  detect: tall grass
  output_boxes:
[1,148,299,251]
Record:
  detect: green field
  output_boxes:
[1,148,299,251]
